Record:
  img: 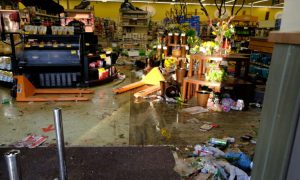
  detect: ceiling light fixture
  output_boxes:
[226,0,235,3]
[249,0,268,5]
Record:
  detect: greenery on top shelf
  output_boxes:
[165,23,196,35]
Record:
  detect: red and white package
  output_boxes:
[13,134,48,148]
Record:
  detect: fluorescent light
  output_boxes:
[226,0,235,3]
[249,0,268,5]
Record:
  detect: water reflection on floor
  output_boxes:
[0,66,260,152]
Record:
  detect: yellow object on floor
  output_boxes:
[113,67,165,94]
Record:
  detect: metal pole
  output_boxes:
[53,108,67,180]
[4,149,22,180]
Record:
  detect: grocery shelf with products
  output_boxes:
[18,34,85,88]
[247,37,274,84]
[17,32,116,88]
[231,15,258,42]
[60,9,95,33]
[119,10,149,50]
[19,7,60,27]
[0,32,23,87]
[94,18,117,43]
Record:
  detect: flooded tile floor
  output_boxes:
[0,66,260,154]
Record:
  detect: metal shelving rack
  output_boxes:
[0,32,23,87]
[119,10,149,50]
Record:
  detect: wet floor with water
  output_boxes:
[0,66,260,153]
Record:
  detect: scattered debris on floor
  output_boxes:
[208,96,245,112]
[117,73,126,80]
[182,106,209,115]
[199,122,219,132]
[1,98,11,104]
[240,135,253,141]
[173,137,253,180]
[12,134,48,148]
[186,118,201,124]
[42,124,55,133]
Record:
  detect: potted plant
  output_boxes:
[205,62,227,82]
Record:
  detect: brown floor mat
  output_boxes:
[0,146,180,180]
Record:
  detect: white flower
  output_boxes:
[200,47,206,53]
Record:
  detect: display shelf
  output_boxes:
[119,10,149,50]
[122,17,148,20]
[35,12,59,19]
[19,34,87,87]
[0,10,18,12]
[87,73,117,86]
[0,68,12,71]
[120,10,148,14]
[250,61,269,68]
[0,54,12,57]
[0,80,13,87]
[64,9,93,13]
[167,43,187,47]
[19,63,81,67]
[24,46,79,50]
[121,25,148,27]
[25,34,80,39]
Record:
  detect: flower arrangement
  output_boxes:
[190,41,220,56]
[164,57,177,70]
[212,20,235,46]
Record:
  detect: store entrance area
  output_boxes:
[3,0,298,178]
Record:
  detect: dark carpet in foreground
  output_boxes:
[0,146,180,180]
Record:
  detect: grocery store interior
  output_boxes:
[0,0,299,179]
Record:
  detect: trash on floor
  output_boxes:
[209,138,228,148]
[199,122,219,132]
[199,124,213,132]
[160,128,171,139]
[42,124,55,133]
[12,134,48,148]
[186,118,200,124]
[207,94,245,112]
[173,140,252,180]
[1,98,11,104]
[117,73,126,80]
[240,135,253,141]
[182,106,209,115]
[223,137,236,144]
[225,152,252,171]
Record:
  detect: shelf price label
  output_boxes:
[66,44,72,48]
[71,50,77,55]
[100,54,106,59]
[39,44,44,48]
[25,44,31,48]
[53,44,58,48]
[85,43,90,46]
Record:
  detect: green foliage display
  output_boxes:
[205,62,227,82]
